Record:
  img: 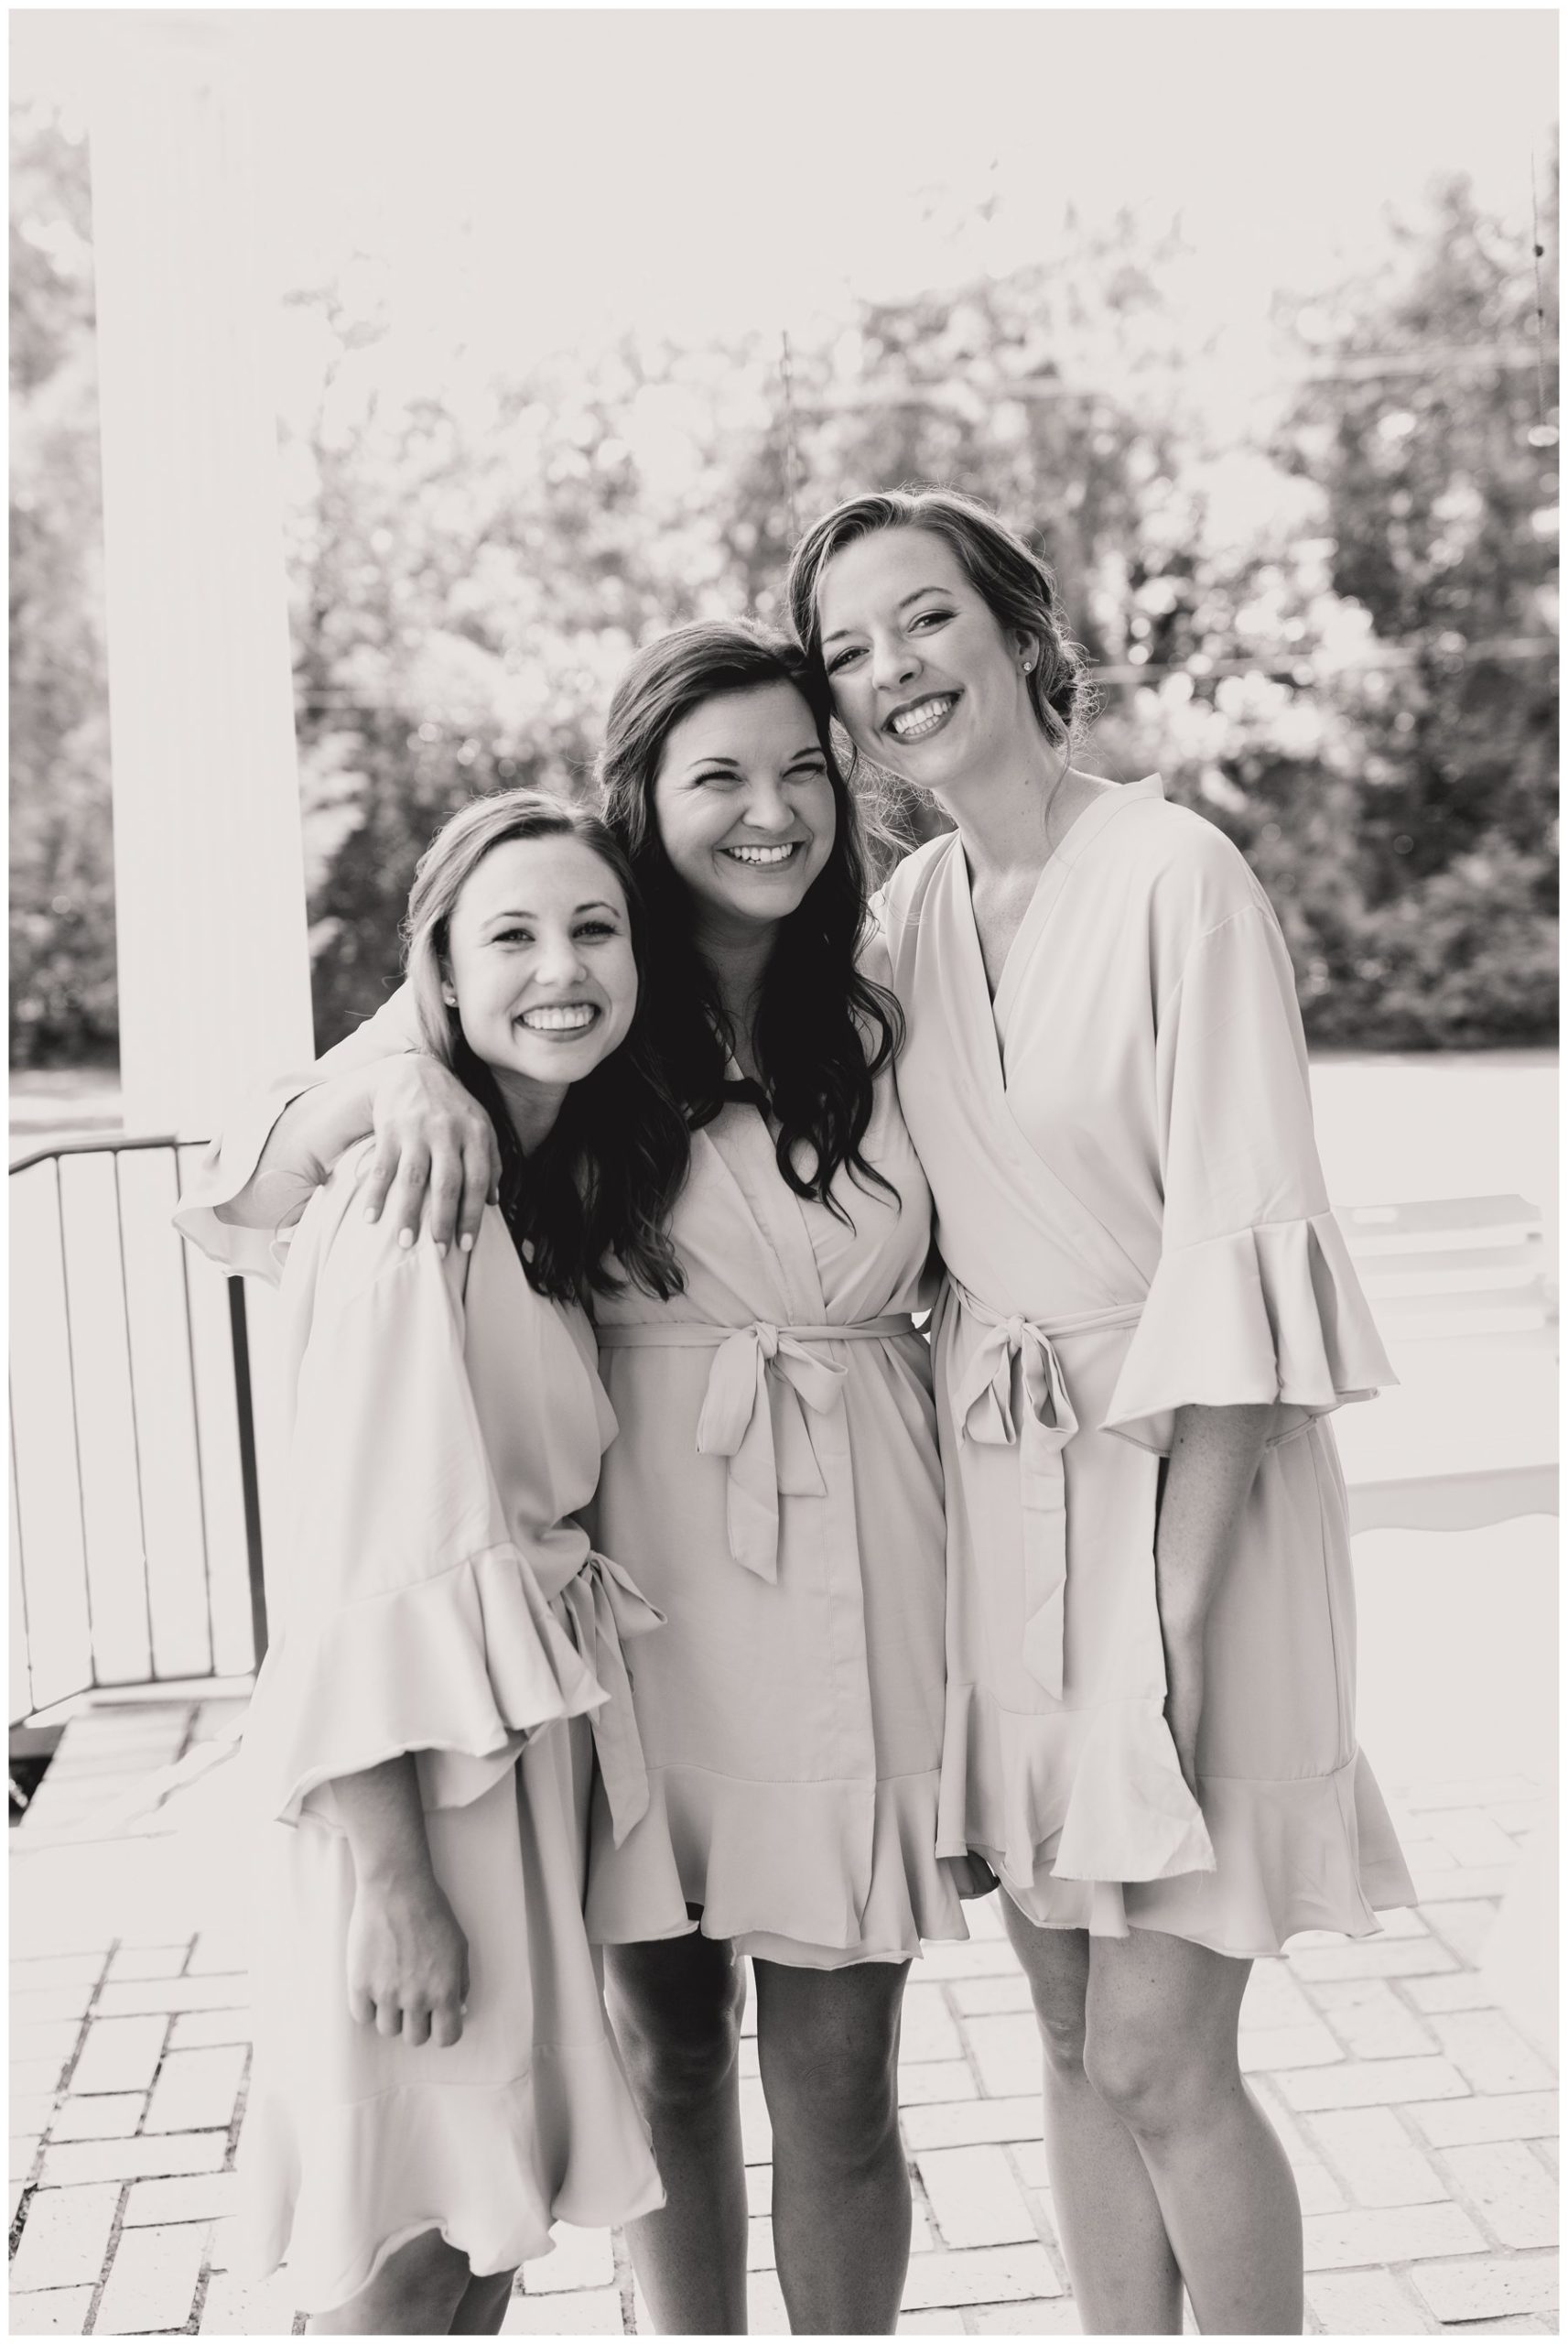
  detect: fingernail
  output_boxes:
[460,1234,474,1253]
[363,1208,378,1222]
[398,1228,414,1249]
[434,1241,448,1260]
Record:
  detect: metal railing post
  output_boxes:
[225,1275,268,1666]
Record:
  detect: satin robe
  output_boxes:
[875,776,1415,1956]
[212,1160,663,2310]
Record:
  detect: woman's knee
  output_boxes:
[606,1937,745,2111]
[755,1971,903,2161]
[1083,2016,1225,2140]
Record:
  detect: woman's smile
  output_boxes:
[720,838,806,868]
[514,999,602,1036]
[883,690,961,743]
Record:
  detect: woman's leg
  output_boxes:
[999,1899,1184,2334]
[306,2230,475,2334]
[604,1926,750,2335]
[449,2265,519,2334]
[752,1956,911,2336]
[1084,1928,1303,2334]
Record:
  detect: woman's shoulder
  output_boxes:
[289,1147,476,1318]
[873,828,963,935]
[1106,785,1272,937]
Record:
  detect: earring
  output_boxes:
[1022,657,1036,673]
[442,990,458,1008]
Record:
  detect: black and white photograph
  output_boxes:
[8,6,1558,2336]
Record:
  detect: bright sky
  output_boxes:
[13,7,1559,375]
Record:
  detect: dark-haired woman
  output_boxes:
[788,490,1415,2334]
[182,628,970,2334]
[176,794,675,2330]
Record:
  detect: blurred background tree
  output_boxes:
[9,101,1557,1056]
[10,102,116,1067]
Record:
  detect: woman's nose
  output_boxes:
[741,781,794,832]
[871,634,919,692]
[536,931,588,982]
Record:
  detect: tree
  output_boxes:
[9,102,117,1066]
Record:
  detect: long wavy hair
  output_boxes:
[786,485,1096,749]
[403,789,687,1304]
[596,622,902,1217]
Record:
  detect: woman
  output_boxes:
[787,488,1415,2335]
[182,627,971,2335]
[178,793,673,2332]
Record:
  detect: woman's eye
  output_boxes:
[576,921,616,941]
[492,926,532,946]
[909,608,952,632]
[827,646,865,674]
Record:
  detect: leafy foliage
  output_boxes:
[10,103,116,1066]
[9,110,1558,1059]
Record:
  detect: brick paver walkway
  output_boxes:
[10,1705,1558,2336]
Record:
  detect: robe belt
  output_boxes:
[556,1549,665,1847]
[598,1316,917,1582]
[945,1280,1144,1704]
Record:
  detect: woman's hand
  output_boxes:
[359,1055,501,1255]
[345,1868,470,2048]
[330,1753,470,2046]
[1152,1400,1275,1803]
[1161,1625,1206,1802]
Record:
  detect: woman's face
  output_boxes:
[816,526,1036,788]
[443,834,639,1101]
[652,680,837,941]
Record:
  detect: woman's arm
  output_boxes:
[330,1754,470,2047]
[218,1055,501,1255]
[1154,1400,1276,1795]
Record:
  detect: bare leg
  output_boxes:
[449,2265,518,2334]
[306,2229,473,2334]
[1000,1899,1183,2333]
[605,1927,750,2335]
[753,1957,911,2336]
[1086,1929,1303,2334]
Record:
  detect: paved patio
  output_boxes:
[8,1697,1557,2338]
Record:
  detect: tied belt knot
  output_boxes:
[598,1314,916,1582]
[557,1549,665,1847]
[946,1282,1142,1704]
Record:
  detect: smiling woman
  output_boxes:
[181,624,977,2333]
[174,788,689,2333]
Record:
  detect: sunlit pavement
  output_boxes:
[8,1626,1557,2338]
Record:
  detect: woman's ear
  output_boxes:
[1014,631,1041,676]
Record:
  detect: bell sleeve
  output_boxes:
[1103,896,1394,1454]
[174,986,423,1284]
[243,1200,604,1829]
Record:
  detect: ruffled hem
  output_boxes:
[240,2045,664,2314]
[586,1763,971,1964]
[946,1679,1416,1958]
[245,1546,607,1828]
[1103,1210,1394,1455]
[935,1681,1215,1896]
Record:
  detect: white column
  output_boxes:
[88,16,313,1138]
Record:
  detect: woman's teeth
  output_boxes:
[519,1004,597,1032]
[889,695,956,741]
[724,842,798,866]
